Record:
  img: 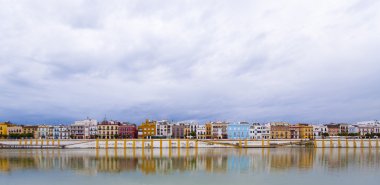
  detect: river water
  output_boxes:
[0,148,379,185]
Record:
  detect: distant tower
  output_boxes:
[103,115,108,123]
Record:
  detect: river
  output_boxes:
[0,148,379,185]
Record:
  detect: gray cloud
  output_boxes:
[0,0,380,124]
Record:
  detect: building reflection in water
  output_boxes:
[1,148,380,175]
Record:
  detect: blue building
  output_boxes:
[227,122,251,139]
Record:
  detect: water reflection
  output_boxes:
[1,148,379,175]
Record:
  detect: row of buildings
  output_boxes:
[0,119,137,140]
[1,119,379,140]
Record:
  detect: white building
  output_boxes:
[71,119,98,139]
[196,125,206,139]
[37,125,52,139]
[348,125,359,134]
[356,120,380,137]
[358,125,374,136]
[249,124,270,139]
[53,125,70,139]
[357,125,380,136]
[187,122,198,134]
[313,125,328,138]
[156,120,172,138]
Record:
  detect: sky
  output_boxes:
[0,0,380,124]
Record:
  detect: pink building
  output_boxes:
[326,124,340,136]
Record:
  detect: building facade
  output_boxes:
[183,122,198,139]
[0,122,11,137]
[138,120,156,139]
[356,120,380,137]
[206,123,212,139]
[172,124,186,139]
[53,125,70,139]
[227,122,250,139]
[7,126,23,137]
[97,120,119,139]
[23,125,38,138]
[196,125,207,139]
[37,125,52,139]
[118,123,137,139]
[156,120,172,138]
[290,124,313,139]
[71,119,98,139]
[339,124,349,134]
[270,122,291,139]
[207,122,228,139]
[249,124,270,139]
[357,125,374,136]
[325,124,340,136]
[313,125,328,138]
[348,125,359,135]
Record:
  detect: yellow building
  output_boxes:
[204,122,228,139]
[23,126,38,138]
[270,122,291,139]
[184,127,191,138]
[0,122,9,136]
[297,123,314,139]
[290,124,314,139]
[97,121,119,139]
[138,119,156,139]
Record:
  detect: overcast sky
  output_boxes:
[1,0,379,124]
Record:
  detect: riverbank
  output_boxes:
[1,139,379,149]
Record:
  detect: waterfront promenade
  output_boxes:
[1,138,379,149]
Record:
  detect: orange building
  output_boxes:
[0,122,10,137]
[270,122,291,139]
[138,119,156,139]
[205,123,212,139]
[290,124,314,139]
[205,122,228,139]
[184,127,191,138]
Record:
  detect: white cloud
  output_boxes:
[0,0,379,123]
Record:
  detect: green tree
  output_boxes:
[322,133,329,138]
[348,133,359,137]
[26,133,34,138]
[190,131,196,138]
[10,133,19,139]
[338,132,348,136]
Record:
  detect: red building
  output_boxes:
[118,123,137,139]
